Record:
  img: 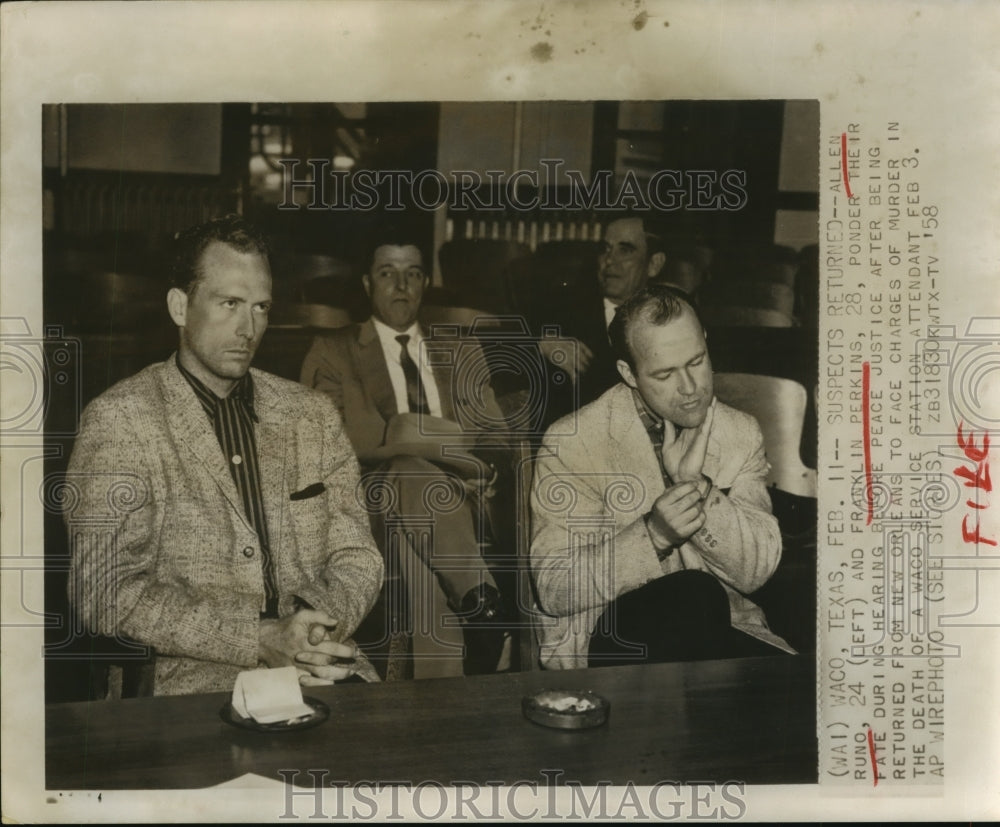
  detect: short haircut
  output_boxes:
[608,282,705,370]
[365,224,428,275]
[170,214,270,294]
[604,213,665,259]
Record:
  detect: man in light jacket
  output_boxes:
[530,283,793,669]
[66,215,383,695]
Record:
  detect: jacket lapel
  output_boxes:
[607,385,664,511]
[607,385,725,503]
[356,319,399,422]
[251,372,291,556]
[426,333,456,421]
[703,427,723,484]
[159,358,254,533]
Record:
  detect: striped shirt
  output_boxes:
[176,356,278,618]
[631,387,675,488]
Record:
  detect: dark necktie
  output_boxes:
[396,334,429,414]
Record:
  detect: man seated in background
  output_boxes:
[533,214,666,420]
[300,227,513,676]
[65,215,384,696]
[530,283,793,669]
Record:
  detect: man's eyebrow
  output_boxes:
[211,291,271,304]
[207,290,244,301]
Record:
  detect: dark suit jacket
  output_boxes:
[531,282,622,417]
[300,318,509,462]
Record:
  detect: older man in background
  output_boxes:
[534,215,667,419]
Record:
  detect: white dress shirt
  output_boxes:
[603,297,619,330]
[371,317,443,417]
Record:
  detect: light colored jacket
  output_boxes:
[530,383,792,669]
[65,358,384,695]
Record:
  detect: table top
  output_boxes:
[46,655,816,789]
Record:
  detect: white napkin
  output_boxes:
[231,666,315,724]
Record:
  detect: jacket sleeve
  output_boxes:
[301,335,345,413]
[684,419,782,594]
[465,340,514,453]
[291,396,384,641]
[301,333,386,459]
[65,396,263,668]
[529,432,675,617]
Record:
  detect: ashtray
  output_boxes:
[219,696,330,733]
[522,689,610,730]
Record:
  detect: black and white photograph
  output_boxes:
[3,2,999,822]
[40,98,820,792]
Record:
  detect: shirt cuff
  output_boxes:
[643,512,677,561]
[698,473,714,501]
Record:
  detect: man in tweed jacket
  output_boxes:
[530,284,793,669]
[65,216,383,695]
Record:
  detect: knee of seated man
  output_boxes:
[670,570,731,626]
[636,569,731,629]
[378,454,472,513]
[381,454,471,482]
[381,454,439,475]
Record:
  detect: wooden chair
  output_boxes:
[514,440,542,671]
[715,280,796,317]
[712,373,816,498]
[420,303,490,331]
[713,372,817,653]
[287,304,352,329]
[701,305,795,328]
[105,652,157,699]
[714,242,800,288]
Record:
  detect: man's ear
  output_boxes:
[361,273,372,298]
[647,251,666,278]
[166,288,188,328]
[616,359,638,389]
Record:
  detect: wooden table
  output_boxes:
[46,655,816,789]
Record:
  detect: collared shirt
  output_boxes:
[371,317,443,417]
[631,387,676,488]
[632,388,686,562]
[602,297,618,331]
[175,355,278,617]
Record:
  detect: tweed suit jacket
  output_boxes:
[530,383,793,669]
[65,357,384,696]
[299,317,509,462]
